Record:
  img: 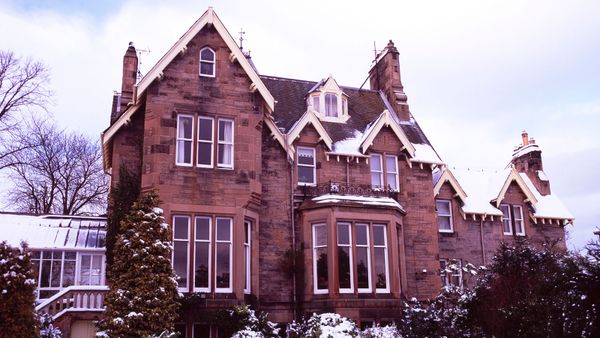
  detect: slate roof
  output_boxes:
[260,75,432,146]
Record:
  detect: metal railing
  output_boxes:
[301,181,400,201]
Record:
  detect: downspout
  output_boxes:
[480,217,486,265]
[286,134,297,320]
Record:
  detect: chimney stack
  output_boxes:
[368,40,410,121]
[120,42,138,113]
[511,131,550,195]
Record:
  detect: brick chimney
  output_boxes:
[368,40,410,121]
[120,42,138,113]
[511,131,551,195]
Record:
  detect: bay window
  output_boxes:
[244,220,252,294]
[194,217,211,292]
[176,114,234,169]
[373,224,389,292]
[215,218,232,292]
[312,223,328,294]
[436,199,453,233]
[298,147,316,185]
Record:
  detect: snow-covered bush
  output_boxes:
[361,323,401,338]
[218,305,279,338]
[288,312,360,338]
[40,313,62,337]
[0,241,38,337]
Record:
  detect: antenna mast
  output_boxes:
[136,47,152,82]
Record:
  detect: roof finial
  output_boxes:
[238,28,246,50]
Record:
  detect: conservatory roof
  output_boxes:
[0,213,107,250]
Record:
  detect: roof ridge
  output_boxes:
[259,75,379,93]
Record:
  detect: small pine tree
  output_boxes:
[0,241,39,338]
[97,192,179,338]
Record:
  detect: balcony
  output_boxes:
[36,285,109,320]
[301,181,400,201]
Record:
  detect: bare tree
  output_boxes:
[0,50,51,169]
[4,119,108,215]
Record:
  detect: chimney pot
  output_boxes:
[521,131,529,146]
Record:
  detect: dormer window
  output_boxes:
[199,47,215,77]
[307,76,350,123]
[325,93,338,117]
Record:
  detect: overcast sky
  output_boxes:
[1,0,598,250]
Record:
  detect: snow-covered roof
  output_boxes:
[451,168,507,217]
[312,194,405,212]
[512,143,541,159]
[519,173,574,221]
[410,143,443,165]
[0,213,107,250]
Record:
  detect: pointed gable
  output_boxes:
[360,110,416,157]
[433,167,467,202]
[494,167,538,207]
[287,110,333,150]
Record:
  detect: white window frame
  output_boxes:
[370,154,384,190]
[500,204,513,235]
[176,115,194,167]
[440,259,463,288]
[172,215,191,292]
[193,216,212,293]
[336,222,354,294]
[385,155,399,191]
[297,146,316,186]
[373,224,390,293]
[325,93,338,117]
[513,205,525,236]
[243,220,252,295]
[197,116,214,168]
[436,199,454,233]
[78,253,105,287]
[312,95,320,113]
[199,47,216,78]
[214,217,233,293]
[355,223,372,293]
[312,223,328,294]
[217,118,234,169]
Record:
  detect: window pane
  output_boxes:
[173,242,188,288]
[374,247,387,289]
[200,48,214,61]
[438,216,451,230]
[313,96,320,112]
[316,248,328,290]
[386,173,397,190]
[91,255,102,285]
[196,218,210,240]
[218,144,233,166]
[173,217,189,240]
[297,148,314,165]
[200,62,214,75]
[40,259,51,287]
[216,243,230,289]
[193,324,210,338]
[178,116,193,139]
[63,260,75,287]
[338,246,351,289]
[65,252,76,260]
[314,225,327,247]
[50,256,61,287]
[178,140,192,164]
[371,173,382,188]
[198,118,213,141]
[385,156,397,172]
[356,224,368,246]
[195,242,209,289]
[325,94,338,117]
[356,247,369,289]
[216,219,231,241]
[218,120,233,142]
[197,142,212,165]
[337,224,350,245]
[80,255,91,285]
[373,226,386,246]
[370,154,382,171]
[436,200,450,215]
[298,166,314,184]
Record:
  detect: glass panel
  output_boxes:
[178,116,193,139]
[63,260,75,287]
[31,251,40,259]
[385,156,397,173]
[76,230,89,248]
[337,224,350,245]
[313,96,320,112]
[373,226,385,246]
[65,252,76,260]
[371,173,382,188]
[40,258,51,288]
[370,154,382,171]
[173,217,189,240]
[195,242,209,288]
[80,255,91,285]
[193,324,210,338]
[216,219,231,241]
[297,148,314,165]
[386,173,397,190]
[91,255,102,285]
[374,247,387,289]
[218,120,233,142]
[173,242,188,288]
[338,246,351,289]
[438,216,451,230]
[314,225,327,246]
[218,144,233,166]
[356,224,368,246]
[298,166,314,184]
[31,260,40,285]
[356,247,369,289]
[198,118,213,141]
[200,48,214,61]
[325,93,338,117]
[216,243,230,289]
[244,222,249,243]
[178,140,192,164]
[197,142,212,166]
[200,62,214,75]
[436,200,450,215]
[316,247,328,290]
[97,232,106,248]
[196,217,210,240]
[50,254,62,287]
[87,230,98,248]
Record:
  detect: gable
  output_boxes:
[433,168,467,202]
[287,110,333,150]
[495,168,538,207]
[360,110,416,157]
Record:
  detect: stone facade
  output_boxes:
[102,8,571,335]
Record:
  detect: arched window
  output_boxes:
[199,47,215,77]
